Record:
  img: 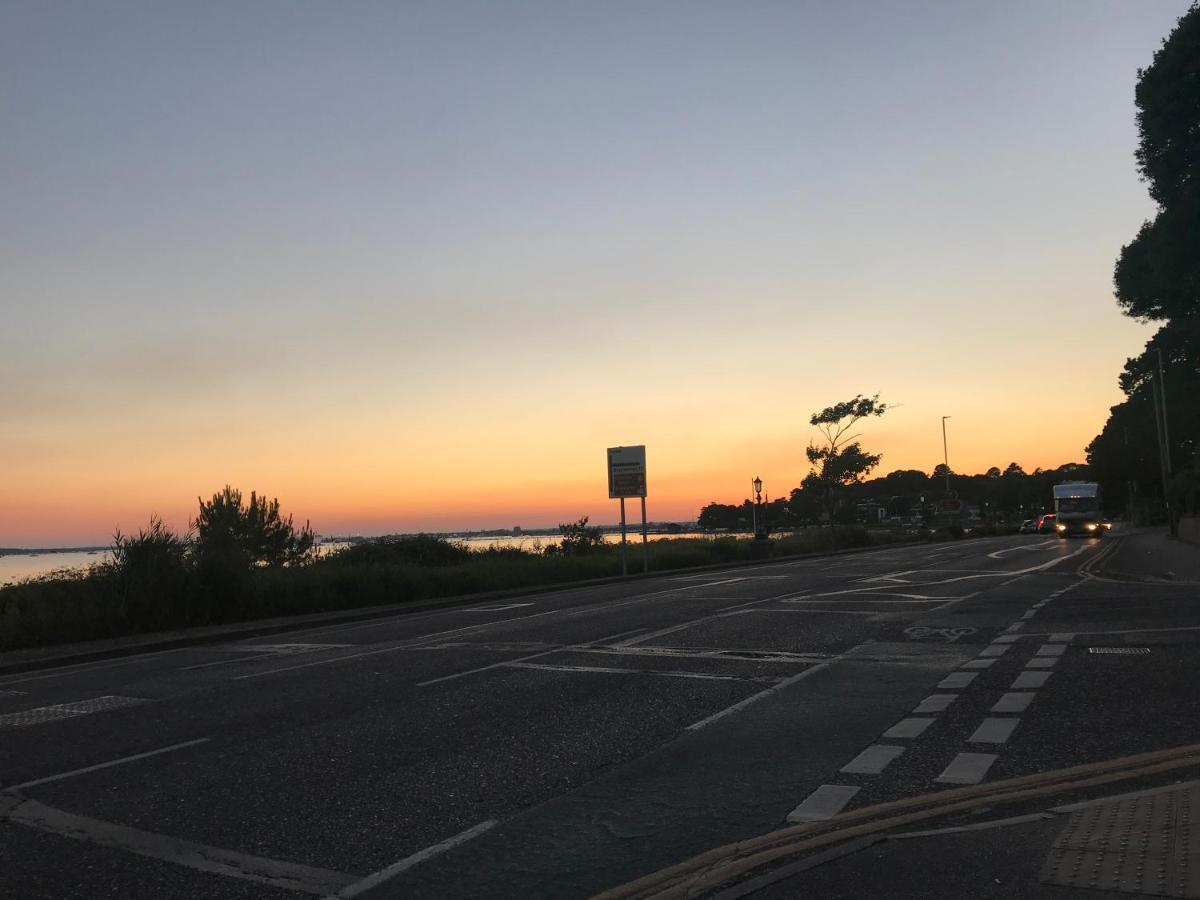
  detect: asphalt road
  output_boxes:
[2,532,1197,899]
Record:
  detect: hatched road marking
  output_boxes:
[0,696,150,730]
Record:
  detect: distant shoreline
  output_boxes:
[2,522,703,556]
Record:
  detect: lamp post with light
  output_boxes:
[754,476,765,539]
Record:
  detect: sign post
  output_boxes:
[607,445,648,575]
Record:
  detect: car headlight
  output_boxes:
[1085,523,1096,531]
[1056,524,1066,531]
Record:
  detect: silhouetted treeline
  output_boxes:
[697,462,1090,530]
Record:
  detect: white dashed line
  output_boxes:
[1025,657,1059,669]
[1035,644,1067,657]
[968,718,1020,744]
[1011,671,1052,689]
[913,694,957,713]
[961,659,996,670]
[882,717,935,739]
[787,784,861,822]
[1049,633,1076,642]
[938,672,978,690]
[992,692,1035,713]
[840,744,905,774]
[1020,610,1037,620]
[992,634,1021,644]
[1005,623,1025,633]
[978,645,1010,658]
[936,752,998,784]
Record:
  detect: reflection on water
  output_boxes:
[0,532,737,585]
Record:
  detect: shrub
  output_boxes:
[552,516,607,556]
[108,517,192,627]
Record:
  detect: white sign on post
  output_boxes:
[607,445,647,498]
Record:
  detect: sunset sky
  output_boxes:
[1,1,1189,546]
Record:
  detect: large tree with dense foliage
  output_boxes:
[1089,4,1200,516]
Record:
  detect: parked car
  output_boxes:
[1037,513,1057,534]
[1019,519,1036,534]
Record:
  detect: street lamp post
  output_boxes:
[942,416,952,494]
[753,476,764,539]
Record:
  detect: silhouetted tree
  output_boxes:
[803,394,888,526]
[1092,5,1200,513]
[193,486,315,570]
[555,516,606,555]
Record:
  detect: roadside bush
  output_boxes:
[551,516,607,556]
[108,517,192,627]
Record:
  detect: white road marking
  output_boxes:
[242,583,757,680]
[840,744,904,775]
[991,692,1035,713]
[968,718,1020,744]
[913,694,957,713]
[978,644,1010,658]
[1025,657,1059,669]
[416,626,644,687]
[0,696,150,730]
[0,689,27,697]
[936,752,998,784]
[1049,633,1076,642]
[1011,671,1052,689]
[5,798,354,895]
[991,635,1021,644]
[938,672,978,690]
[182,644,353,671]
[502,662,750,682]
[960,659,997,670]
[6,738,211,791]
[333,820,497,897]
[786,784,861,823]
[1029,625,1200,638]
[747,608,879,615]
[462,603,535,612]
[578,645,831,664]
[1020,610,1037,620]
[1035,644,1067,657]
[1005,623,1025,634]
[882,717,935,739]
[988,540,1057,558]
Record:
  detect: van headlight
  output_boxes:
[1085,523,1096,531]
[1056,524,1066,532]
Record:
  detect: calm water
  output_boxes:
[0,532,731,585]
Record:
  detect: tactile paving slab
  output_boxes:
[0,696,149,729]
[1042,786,1200,897]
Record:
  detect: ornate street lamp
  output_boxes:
[753,476,765,539]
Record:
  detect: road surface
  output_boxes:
[3,533,1198,899]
